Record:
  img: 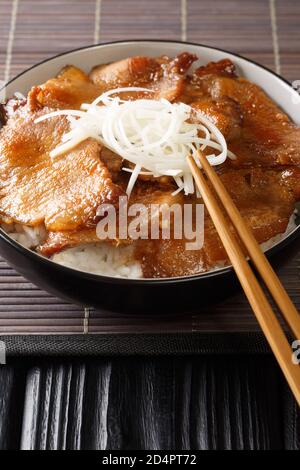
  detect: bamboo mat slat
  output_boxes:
[0,0,299,335]
[187,0,276,70]
[277,0,300,81]
[0,1,13,81]
[10,0,96,78]
[100,0,182,41]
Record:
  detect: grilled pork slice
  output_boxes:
[194,58,238,79]
[178,58,237,104]
[191,97,242,142]
[190,59,300,167]
[39,229,116,257]
[28,53,197,112]
[39,184,183,256]
[134,238,208,278]
[28,66,102,110]
[213,167,299,246]
[89,52,198,102]
[0,107,124,231]
[135,167,300,278]
[214,77,300,166]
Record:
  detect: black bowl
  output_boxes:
[1,40,300,312]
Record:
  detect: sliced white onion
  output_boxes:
[126,164,142,198]
[35,87,236,197]
[35,109,86,123]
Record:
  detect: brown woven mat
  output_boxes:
[0,0,299,335]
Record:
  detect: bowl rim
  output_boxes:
[0,38,300,286]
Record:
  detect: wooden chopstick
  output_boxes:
[196,151,300,340]
[187,154,300,406]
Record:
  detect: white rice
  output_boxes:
[0,213,297,279]
[1,222,47,248]
[52,243,143,278]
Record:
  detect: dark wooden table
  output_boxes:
[0,355,299,450]
[0,0,299,450]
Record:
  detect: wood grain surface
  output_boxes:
[0,355,299,450]
[0,0,299,335]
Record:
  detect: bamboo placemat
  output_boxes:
[0,0,299,335]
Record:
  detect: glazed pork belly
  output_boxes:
[134,167,300,277]
[89,52,198,101]
[187,58,300,167]
[0,106,124,231]
[40,183,183,256]
[28,65,102,110]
